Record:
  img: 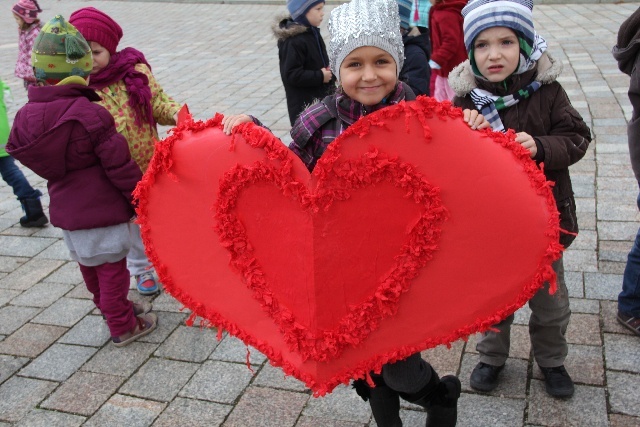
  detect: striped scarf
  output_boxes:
[470,33,547,131]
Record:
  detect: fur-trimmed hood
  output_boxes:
[448,52,563,97]
[272,13,308,42]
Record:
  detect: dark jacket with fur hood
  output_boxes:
[449,53,592,248]
[273,14,336,126]
[613,7,640,183]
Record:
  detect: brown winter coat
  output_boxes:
[448,52,592,248]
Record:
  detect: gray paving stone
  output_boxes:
[0,376,58,423]
[0,256,28,273]
[302,385,371,424]
[0,236,56,257]
[58,315,110,346]
[604,333,640,373]
[82,342,158,377]
[120,357,199,402]
[584,272,623,300]
[66,282,93,299]
[0,259,63,292]
[154,324,217,362]
[459,353,528,398]
[180,360,255,404]
[223,386,309,427]
[568,298,600,314]
[139,311,185,344]
[607,371,640,417]
[253,362,308,392]
[32,297,94,327]
[41,371,125,416]
[567,313,602,345]
[420,339,465,375]
[0,355,28,385]
[527,380,608,426]
[599,240,634,263]
[456,393,525,427]
[19,343,96,381]
[151,291,187,313]
[153,397,232,427]
[563,249,598,273]
[297,416,365,427]
[600,300,634,336]
[0,323,66,357]
[209,335,267,365]
[0,288,19,306]
[598,221,640,241]
[10,282,73,308]
[84,394,166,427]
[0,305,41,335]
[42,262,83,285]
[14,409,85,427]
[565,271,584,298]
[34,240,72,261]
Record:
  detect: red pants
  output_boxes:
[79,258,136,337]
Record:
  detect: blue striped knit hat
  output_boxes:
[397,0,413,30]
[461,0,535,53]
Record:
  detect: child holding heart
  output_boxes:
[224,0,490,425]
[449,0,591,399]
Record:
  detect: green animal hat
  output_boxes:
[31,15,93,85]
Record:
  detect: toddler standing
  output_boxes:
[70,7,182,295]
[7,15,157,347]
[273,0,335,126]
[12,0,42,90]
[449,0,592,398]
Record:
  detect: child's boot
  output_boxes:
[111,312,157,347]
[353,376,402,427]
[399,365,461,427]
[19,194,48,227]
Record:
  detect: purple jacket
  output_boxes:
[7,84,142,231]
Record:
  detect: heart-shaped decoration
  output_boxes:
[136,97,562,395]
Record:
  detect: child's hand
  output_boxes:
[322,67,333,83]
[462,109,490,130]
[222,114,253,135]
[515,132,537,158]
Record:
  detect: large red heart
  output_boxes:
[136,97,562,395]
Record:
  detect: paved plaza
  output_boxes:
[1,1,639,426]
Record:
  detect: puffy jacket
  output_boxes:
[428,0,468,77]
[273,14,336,126]
[400,28,431,96]
[7,83,142,231]
[449,53,592,248]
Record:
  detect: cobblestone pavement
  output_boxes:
[1,1,639,426]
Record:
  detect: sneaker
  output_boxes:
[617,311,640,337]
[102,302,152,322]
[136,272,159,295]
[111,313,158,347]
[539,365,574,398]
[470,362,504,392]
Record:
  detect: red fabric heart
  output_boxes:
[136,97,562,396]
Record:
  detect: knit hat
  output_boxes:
[69,7,123,55]
[31,15,92,85]
[12,0,41,24]
[461,0,535,52]
[329,0,404,82]
[287,0,324,22]
[397,0,412,30]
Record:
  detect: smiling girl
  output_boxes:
[449,0,592,399]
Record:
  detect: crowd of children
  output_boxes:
[3,0,613,423]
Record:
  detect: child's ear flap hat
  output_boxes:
[69,7,123,55]
[287,0,324,22]
[462,0,547,76]
[12,0,42,24]
[31,15,93,85]
[329,0,404,83]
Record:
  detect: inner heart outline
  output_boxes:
[215,132,448,363]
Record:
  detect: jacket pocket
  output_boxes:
[558,197,578,249]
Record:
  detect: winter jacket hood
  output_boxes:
[273,14,309,42]
[612,7,640,75]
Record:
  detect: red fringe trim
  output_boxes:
[134,97,563,396]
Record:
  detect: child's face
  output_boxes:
[305,3,325,28]
[13,14,25,28]
[339,46,397,106]
[89,41,111,75]
[472,27,520,82]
